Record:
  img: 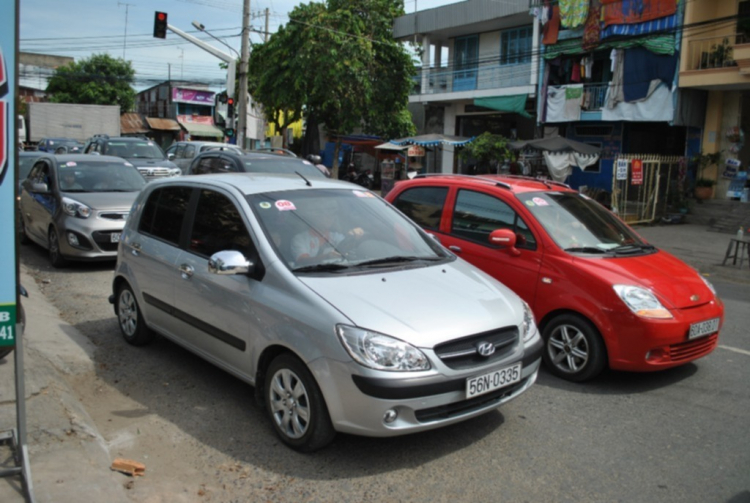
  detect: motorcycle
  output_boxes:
[0,285,27,360]
[346,166,374,189]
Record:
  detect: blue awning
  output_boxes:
[389,134,475,147]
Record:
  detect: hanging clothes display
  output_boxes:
[559,0,589,29]
[602,83,675,121]
[623,46,678,102]
[606,49,625,109]
[543,6,561,45]
[602,0,677,27]
[542,151,600,182]
[582,5,602,51]
[546,84,584,123]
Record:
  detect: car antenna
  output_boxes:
[295,171,312,187]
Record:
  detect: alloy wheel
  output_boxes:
[118,289,138,337]
[547,323,589,374]
[268,368,310,439]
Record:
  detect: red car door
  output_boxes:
[439,186,545,308]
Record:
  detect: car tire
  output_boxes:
[48,227,69,268]
[264,354,335,452]
[541,313,606,382]
[116,284,154,346]
[18,217,31,245]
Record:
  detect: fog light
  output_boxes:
[646,349,665,362]
[67,232,79,247]
[383,409,398,424]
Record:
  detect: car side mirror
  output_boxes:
[208,250,255,275]
[426,232,441,244]
[489,229,521,256]
[31,182,50,193]
[167,153,175,160]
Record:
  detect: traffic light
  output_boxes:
[225,128,235,138]
[153,12,168,39]
[226,97,235,120]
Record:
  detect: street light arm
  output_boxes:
[167,24,234,64]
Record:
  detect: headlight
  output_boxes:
[336,325,430,371]
[61,197,91,219]
[698,274,717,295]
[613,285,673,319]
[169,168,181,177]
[522,300,537,342]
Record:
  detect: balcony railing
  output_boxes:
[412,62,532,95]
[686,33,746,71]
[582,82,609,112]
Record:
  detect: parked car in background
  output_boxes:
[37,137,85,154]
[18,155,146,267]
[385,174,724,382]
[165,141,243,174]
[18,151,53,192]
[185,150,326,179]
[84,135,181,182]
[248,147,297,157]
[109,173,542,451]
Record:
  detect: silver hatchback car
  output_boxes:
[109,173,542,451]
[19,155,146,267]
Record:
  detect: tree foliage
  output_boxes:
[46,54,136,112]
[458,132,511,171]
[248,0,417,175]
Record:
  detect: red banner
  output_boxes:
[631,159,643,185]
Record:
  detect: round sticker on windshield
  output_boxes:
[525,200,535,206]
[532,197,549,206]
[65,162,77,167]
[275,200,296,211]
[259,202,272,209]
[353,190,375,198]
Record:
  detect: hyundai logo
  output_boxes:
[477,342,496,357]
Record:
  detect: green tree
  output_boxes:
[458,132,511,173]
[46,54,136,112]
[248,0,416,177]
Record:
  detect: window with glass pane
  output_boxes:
[393,186,448,230]
[189,190,253,258]
[139,187,192,245]
[501,27,532,65]
[452,190,536,249]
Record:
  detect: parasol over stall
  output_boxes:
[508,136,601,182]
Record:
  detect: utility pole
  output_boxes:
[265,8,269,42]
[238,0,251,149]
[118,2,134,59]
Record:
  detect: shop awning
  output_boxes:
[145,118,181,131]
[179,121,224,138]
[121,113,149,135]
[474,95,532,118]
[374,142,410,150]
[389,134,474,147]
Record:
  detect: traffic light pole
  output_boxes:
[166,24,236,129]
[237,0,250,149]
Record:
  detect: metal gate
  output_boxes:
[611,155,682,224]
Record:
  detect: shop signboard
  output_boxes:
[408,145,425,157]
[172,87,215,105]
[0,10,17,349]
[616,159,628,181]
[631,159,643,185]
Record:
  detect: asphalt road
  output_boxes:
[19,242,750,503]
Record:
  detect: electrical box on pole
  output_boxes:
[153,12,168,39]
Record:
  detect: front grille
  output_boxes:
[415,378,527,423]
[138,167,173,179]
[99,211,129,221]
[434,327,518,370]
[668,334,718,362]
[92,231,121,251]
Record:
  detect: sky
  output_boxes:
[19,0,460,92]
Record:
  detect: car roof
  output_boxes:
[148,172,356,195]
[54,154,131,163]
[397,174,576,194]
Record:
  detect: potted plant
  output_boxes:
[691,152,721,200]
[710,38,734,68]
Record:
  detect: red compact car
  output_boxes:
[385,174,724,382]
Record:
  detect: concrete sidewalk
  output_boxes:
[0,222,747,502]
[0,269,130,503]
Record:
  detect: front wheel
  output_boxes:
[116,284,154,346]
[542,313,607,382]
[265,354,335,452]
[48,227,69,268]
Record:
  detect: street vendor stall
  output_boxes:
[509,136,601,182]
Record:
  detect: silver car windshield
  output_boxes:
[248,189,450,272]
[517,191,649,253]
[105,141,165,159]
[57,160,147,193]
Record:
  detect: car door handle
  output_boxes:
[448,245,462,253]
[179,264,194,279]
[131,242,141,256]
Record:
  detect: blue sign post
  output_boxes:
[0,2,36,501]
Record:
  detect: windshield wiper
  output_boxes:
[563,246,608,254]
[611,244,656,255]
[356,256,442,267]
[292,263,351,273]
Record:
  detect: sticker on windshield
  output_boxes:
[124,162,133,167]
[525,200,535,207]
[259,202,272,209]
[65,162,77,167]
[275,200,296,211]
[532,197,549,206]
[353,190,375,198]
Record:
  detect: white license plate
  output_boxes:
[466,363,522,399]
[688,318,720,340]
[110,233,121,243]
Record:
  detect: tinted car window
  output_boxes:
[138,187,192,245]
[241,158,325,178]
[393,186,448,230]
[19,155,39,180]
[184,144,196,159]
[452,190,536,249]
[105,141,165,159]
[189,190,254,258]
